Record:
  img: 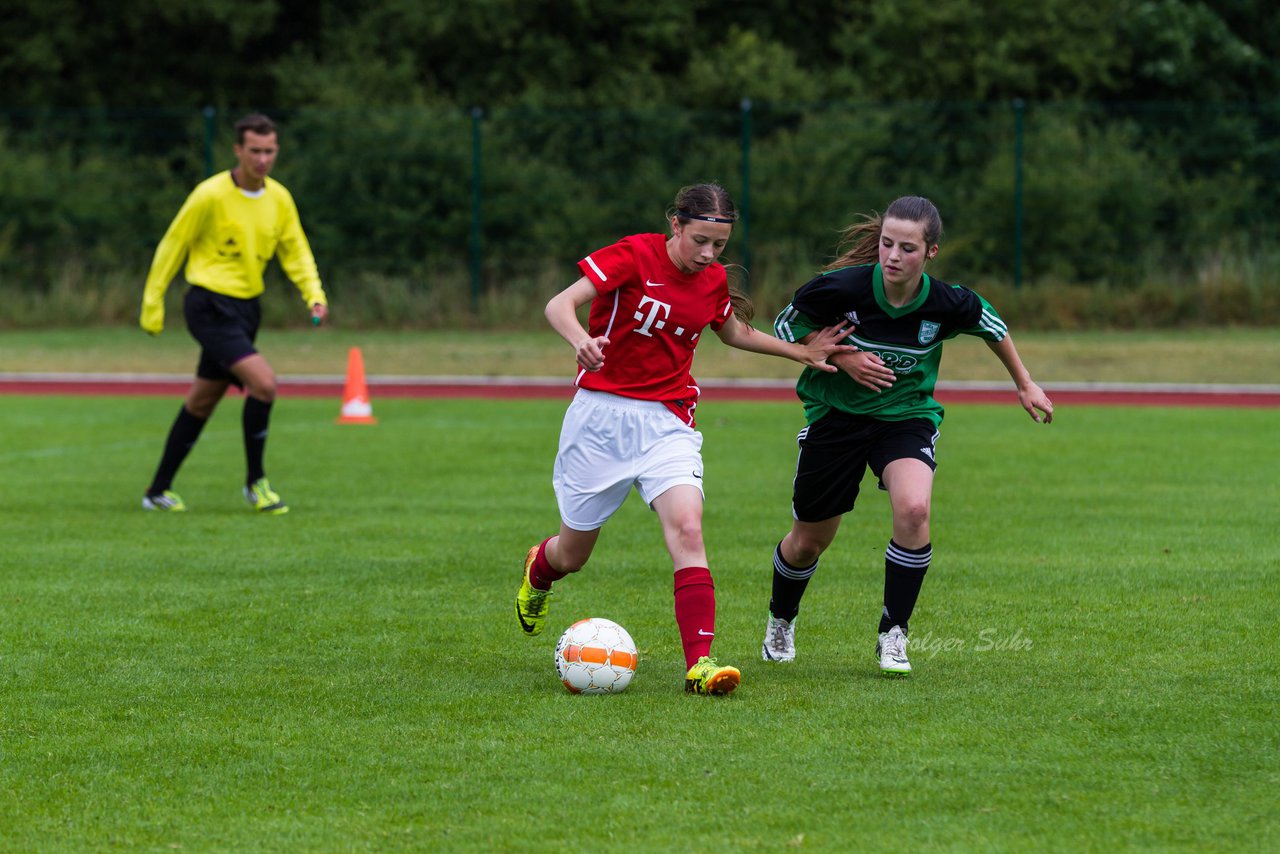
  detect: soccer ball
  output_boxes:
[554,618,638,694]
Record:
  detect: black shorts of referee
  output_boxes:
[183,285,261,387]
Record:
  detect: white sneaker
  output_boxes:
[876,625,911,676]
[761,613,796,662]
[142,490,187,512]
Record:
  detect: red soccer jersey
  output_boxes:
[575,233,732,426]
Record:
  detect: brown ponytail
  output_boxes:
[824,214,883,271]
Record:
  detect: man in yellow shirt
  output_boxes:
[139,113,328,514]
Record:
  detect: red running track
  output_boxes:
[1,375,1278,407]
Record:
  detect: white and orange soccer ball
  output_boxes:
[554,618,638,694]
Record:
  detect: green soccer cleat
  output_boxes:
[684,656,741,695]
[515,545,553,636]
[142,490,187,512]
[244,478,289,515]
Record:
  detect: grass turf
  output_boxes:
[0,395,1275,851]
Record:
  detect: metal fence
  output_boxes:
[2,101,1277,308]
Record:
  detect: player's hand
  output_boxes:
[1018,381,1054,424]
[139,305,164,336]
[833,350,897,391]
[800,322,859,373]
[576,335,609,372]
[310,303,329,327]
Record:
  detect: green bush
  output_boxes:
[2,103,1278,330]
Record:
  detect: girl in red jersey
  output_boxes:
[515,183,855,695]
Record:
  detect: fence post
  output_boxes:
[469,106,484,311]
[203,105,216,177]
[1012,98,1025,289]
[739,97,753,282]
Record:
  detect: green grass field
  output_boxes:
[1,393,1276,851]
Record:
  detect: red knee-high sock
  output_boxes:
[673,566,716,669]
[529,537,568,591]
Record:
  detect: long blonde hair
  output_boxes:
[825,196,944,272]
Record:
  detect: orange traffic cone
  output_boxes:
[337,346,377,424]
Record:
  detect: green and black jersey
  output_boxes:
[775,263,1007,427]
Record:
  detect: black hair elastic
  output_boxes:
[676,209,735,224]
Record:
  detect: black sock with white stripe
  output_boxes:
[879,540,931,634]
[768,542,818,623]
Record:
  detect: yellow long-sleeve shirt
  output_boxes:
[139,171,326,334]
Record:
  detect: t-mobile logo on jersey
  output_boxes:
[634,295,675,337]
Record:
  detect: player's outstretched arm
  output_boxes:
[986,335,1054,424]
[715,316,856,373]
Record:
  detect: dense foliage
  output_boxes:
[1,0,1277,327]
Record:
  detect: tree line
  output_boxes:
[5,1,1274,109]
[1,0,1276,328]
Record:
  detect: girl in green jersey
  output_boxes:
[761,196,1054,676]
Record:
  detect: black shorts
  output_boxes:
[791,411,939,523]
[183,286,260,385]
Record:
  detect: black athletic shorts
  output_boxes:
[791,410,939,523]
[183,286,261,386]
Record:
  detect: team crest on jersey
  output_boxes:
[918,320,941,345]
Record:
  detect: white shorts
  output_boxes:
[553,388,705,531]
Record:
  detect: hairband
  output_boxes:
[676,209,735,224]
